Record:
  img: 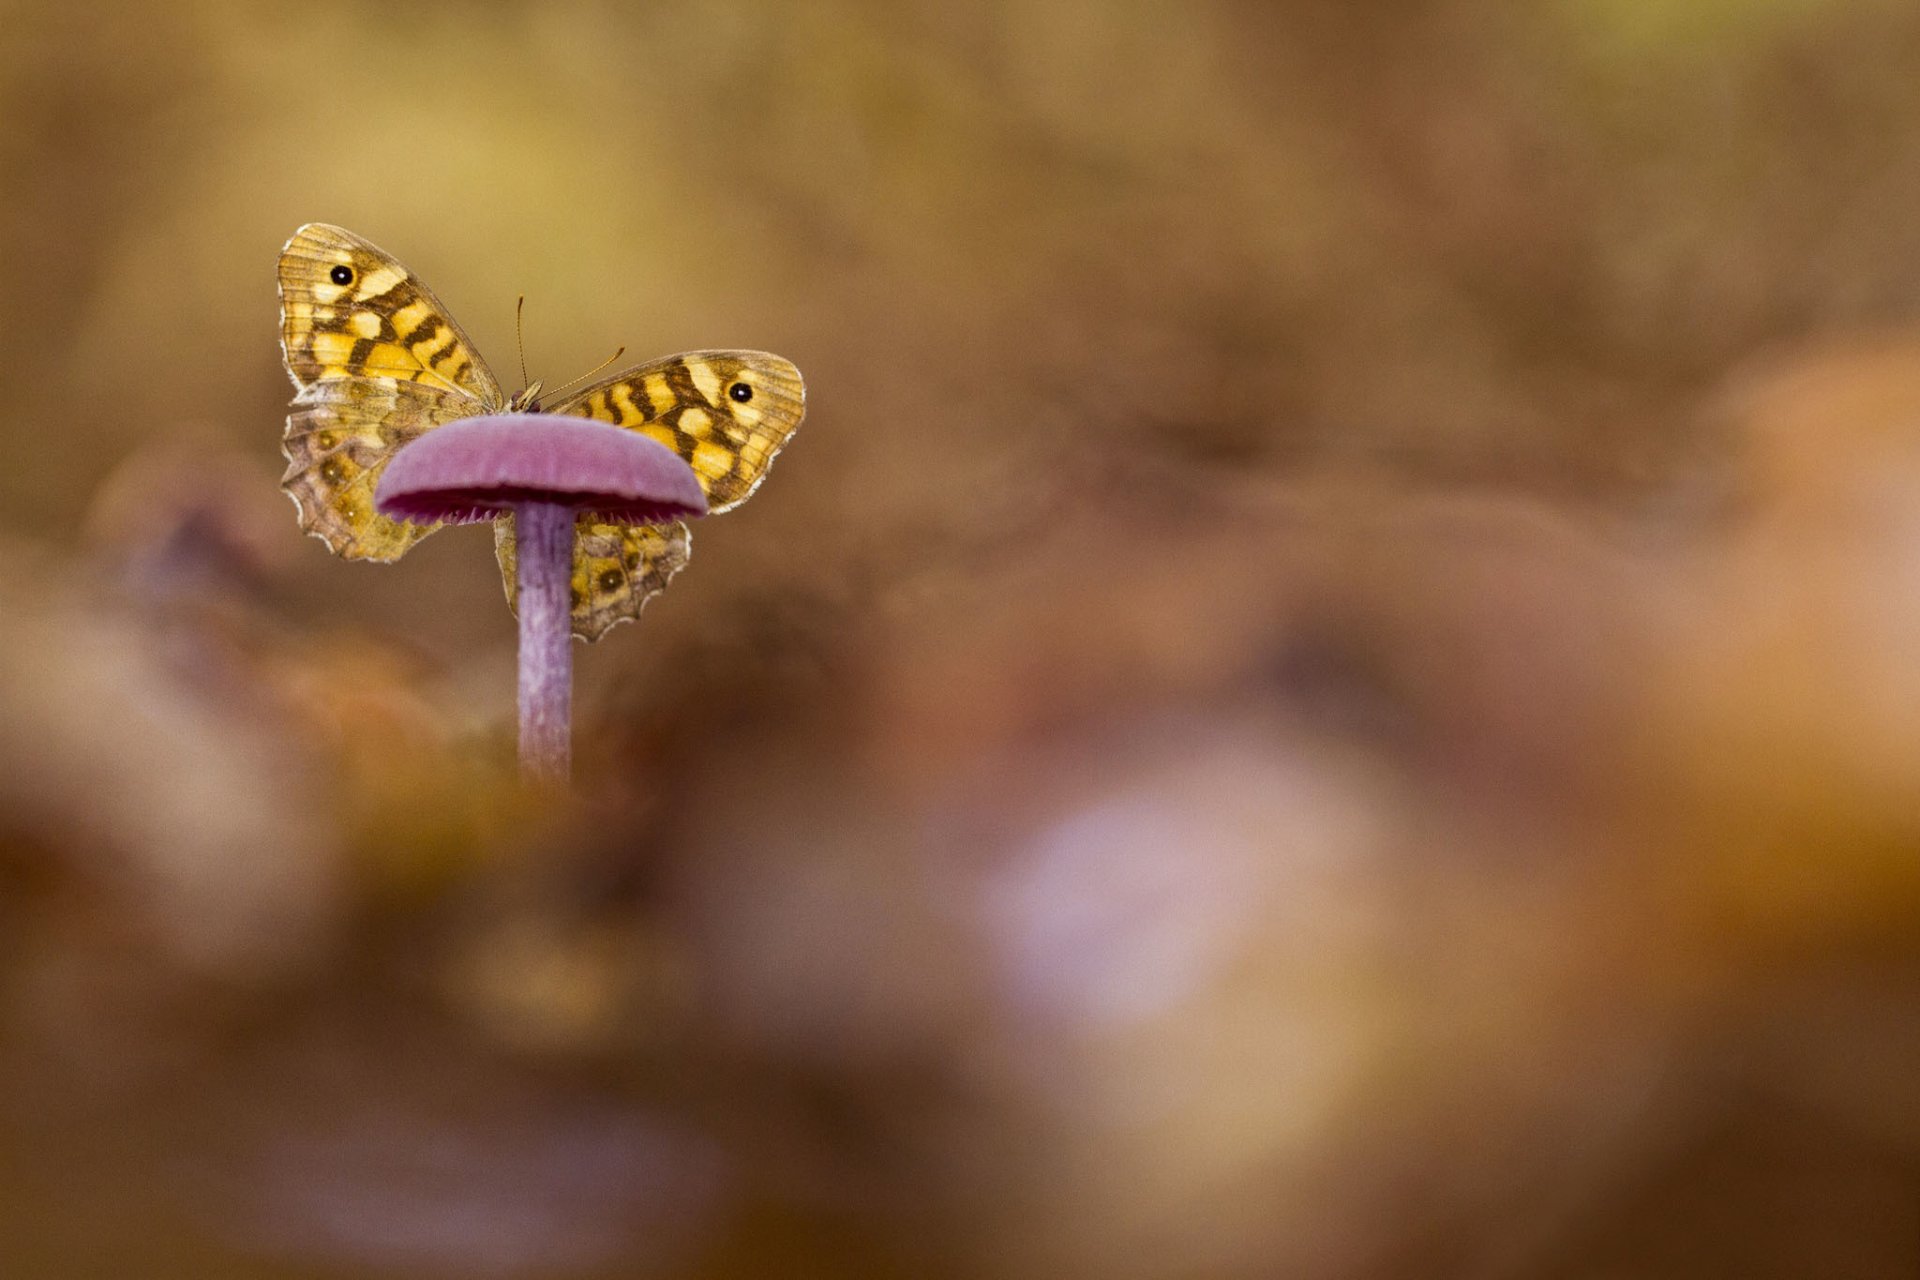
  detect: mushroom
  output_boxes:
[375,413,707,783]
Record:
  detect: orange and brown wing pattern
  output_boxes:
[547,351,804,513]
[281,378,468,561]
[278,223,504,560]
[494,516,692,641]
[279,223,503,405]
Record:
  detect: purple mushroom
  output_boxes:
[375,414,707,783]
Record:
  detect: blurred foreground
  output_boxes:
[8,3,1920,1277]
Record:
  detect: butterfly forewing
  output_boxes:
[547,351,805,512]
[279,224,504,406]
[494,517,692,641]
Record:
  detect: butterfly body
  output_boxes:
[277,223,803,639]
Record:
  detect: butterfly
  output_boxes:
[277,223,805,640]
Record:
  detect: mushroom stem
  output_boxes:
[514,501,574,784]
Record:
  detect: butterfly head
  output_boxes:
[509,381,544,413]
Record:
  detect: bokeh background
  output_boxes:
[6,1,1920,1275]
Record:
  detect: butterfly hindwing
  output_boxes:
[547,351,805,512]
[281,378,468,561]
[494,516,693,641]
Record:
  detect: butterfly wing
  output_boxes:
[494,517,692,642]
[278,223,505,560]
[507,350,801,639]
[284,378,473,561]
[546,350,805,513]
[279,223,504,403]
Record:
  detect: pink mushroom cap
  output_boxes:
[375,414,709,525]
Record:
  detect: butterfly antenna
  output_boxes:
[543,345,628,400]
[515,295,531,391]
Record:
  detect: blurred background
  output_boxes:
[6,0,1920,1275]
